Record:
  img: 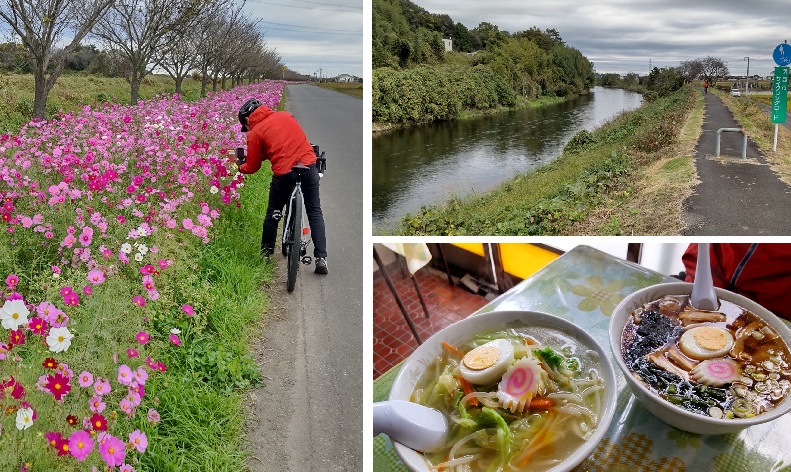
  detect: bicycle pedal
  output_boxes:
[301,256,312,265]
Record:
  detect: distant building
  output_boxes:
[442,38,452,52]
[335,74,359,83]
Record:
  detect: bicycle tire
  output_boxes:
[281,202,290,257]
[286,191,302,292]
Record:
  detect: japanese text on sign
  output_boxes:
[772,67,789,124]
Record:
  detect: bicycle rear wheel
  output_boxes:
[286,193,302,292]
[281,203,290,257]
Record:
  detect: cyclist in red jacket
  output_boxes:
[683,243,791,320]
[237,98,328,275]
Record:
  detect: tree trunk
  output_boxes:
[32,67,49,120]
[221,75,227,90]
[201,64,209,97]
[130,70,141,105]
[175,77,183,95]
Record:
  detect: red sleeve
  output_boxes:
[239,131,263,174]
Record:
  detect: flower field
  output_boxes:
[1,81,284,470]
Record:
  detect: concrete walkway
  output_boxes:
[682,90,791,235]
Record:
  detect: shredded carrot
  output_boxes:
[441,341,464,358]
[525,337,537,346]
[529,397,554,410]
[456,375,479,406]
[518,411,555,467]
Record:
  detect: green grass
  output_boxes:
[391,86,698,235]
[0,72,206,132]
[316,81,363,98]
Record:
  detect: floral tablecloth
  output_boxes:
[373,245,791,472]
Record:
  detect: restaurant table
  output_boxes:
[373,245,791,472]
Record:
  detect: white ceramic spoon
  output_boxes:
[689,243,719,311]
[373,400,448,452]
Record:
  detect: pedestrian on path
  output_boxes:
[237,98,329,275]
[703,80,709,94]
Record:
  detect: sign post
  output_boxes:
[772,42,790,152]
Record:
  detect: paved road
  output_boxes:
[682,91,791,235]
[246,84,363,472]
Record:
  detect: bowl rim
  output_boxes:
[609,281,791,427]
[388,309,618,472]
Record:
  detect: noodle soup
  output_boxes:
[410,327,606,472]
[621,295,791,420]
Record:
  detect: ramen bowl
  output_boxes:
[610,282,791,435]
[388,310,618,472]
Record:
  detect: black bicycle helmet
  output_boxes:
[238,98,261,132]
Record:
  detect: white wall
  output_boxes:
[547,240,687,276]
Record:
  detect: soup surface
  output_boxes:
[410,328,605,472]
[621,295,791,419]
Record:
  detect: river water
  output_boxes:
[372,86,644,230]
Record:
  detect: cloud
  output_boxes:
[413,0,789,75]
[245,0,363,78]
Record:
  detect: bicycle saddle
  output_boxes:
[292,163,310,174]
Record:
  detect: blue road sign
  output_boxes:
[775,43,791,66]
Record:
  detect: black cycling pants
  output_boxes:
[261,164,327,259]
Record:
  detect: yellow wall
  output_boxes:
[450,243,559,280]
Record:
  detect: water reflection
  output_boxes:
[372,87,643,230]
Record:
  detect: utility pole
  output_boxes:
[744,57,750,94]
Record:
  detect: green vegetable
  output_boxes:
[479,407,511,472]
[533,347,564,369]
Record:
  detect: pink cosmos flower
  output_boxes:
[28,316,49,335]
[87,269,106,284]
[147,408,160,424]
[117,364,134,385]
[78,371,94,388]
[182,218,194,230]
[120,397,134,416]
[169,334,182,347]
[88,395,106,413]
[128,429,148,453]
[68,430,94,461]
[93,377,112,396]
[99,433,126,466]
[120,464,137,472]
[5,274,18,288]
[136,331,149,344]
[127,347,139,358]
[139,264,156,275]
[182,304,194,316]
[142,274,155,291]
[132,295,145,307]
[135,366,148,385]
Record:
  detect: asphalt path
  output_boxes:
[246,84,363,471]
[682,91,791,235]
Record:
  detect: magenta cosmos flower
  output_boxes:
[182,304,194,317]
[136,331,149,344]
[68,430,94,461]
[99,434,126,466]
[132,295,145,307]
[5,273,18,288]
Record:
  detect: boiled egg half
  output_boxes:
[459,339,515,385]
[678,326,734,360]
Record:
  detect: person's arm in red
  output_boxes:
[682,243,729,288]
[239,131,264,174]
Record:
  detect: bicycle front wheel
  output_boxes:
[281,203,290,257]
[286,193,302,292]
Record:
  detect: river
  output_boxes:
[372,87,644,230]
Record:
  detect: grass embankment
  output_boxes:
[394,86,700,235]
[316,81,363,98]
[720,90,791,184]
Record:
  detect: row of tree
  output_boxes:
[597,57,730,99]
[0,0,283,119]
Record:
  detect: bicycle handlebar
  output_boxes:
[231,144,326,176]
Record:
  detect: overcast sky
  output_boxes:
[245,0,362,78]
[412,0,790,76]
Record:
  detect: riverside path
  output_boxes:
[246,83,363,472]
[682,90,791,235]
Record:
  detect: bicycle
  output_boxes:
[235,144,326,292]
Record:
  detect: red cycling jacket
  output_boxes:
[683,243,791,320]
[239,105,316,176]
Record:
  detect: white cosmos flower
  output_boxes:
[121,242,133,254]
[134,253,144,262]
[137,244,148,255]
[16,407,34,430]
[170,328,181,335]
[137,226,148,237]
[209,186,219,194]
[46,327,74,353]
[1,299,29,330]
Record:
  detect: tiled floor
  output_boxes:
[373,266,489,379]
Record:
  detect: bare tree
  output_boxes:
[0,0,116,118]
[699,56,729,84]
[92,0,203,104]
[194,2,245,97]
